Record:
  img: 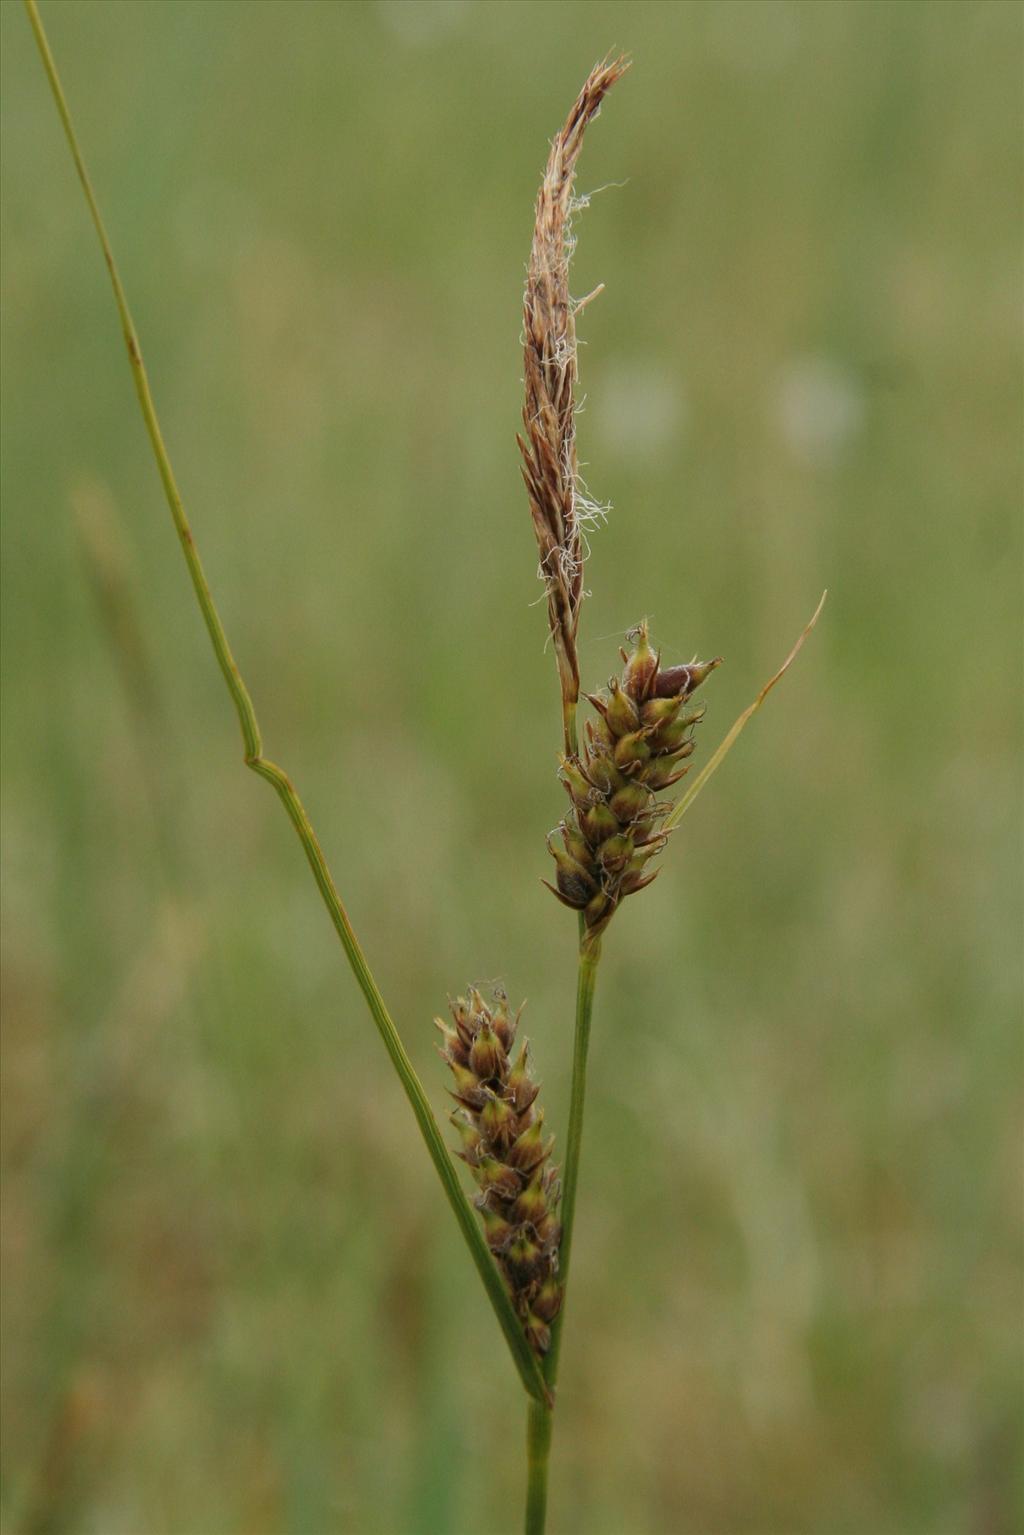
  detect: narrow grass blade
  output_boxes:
[23,0,547,1407]
[664,591,827,833]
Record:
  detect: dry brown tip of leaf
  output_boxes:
[518,55,630,734]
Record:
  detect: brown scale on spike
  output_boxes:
[436,987,562,1355]
[545,622,722,936]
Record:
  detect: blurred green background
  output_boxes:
[2,3,1021,1532]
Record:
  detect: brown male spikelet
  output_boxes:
[518,56,629,747]
[545,623,722,936]
[437,988,562,1355]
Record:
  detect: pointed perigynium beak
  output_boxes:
[546,621,720,936]
[438,989,562,1355]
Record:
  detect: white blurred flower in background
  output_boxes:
[377,0,468,47]
[775,352,866,468]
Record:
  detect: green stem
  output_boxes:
[524,1397,554,1535]
[24,0,547,1409]
[523,935,600,1529]
[544,934,602,1390]
[563,696,578,760]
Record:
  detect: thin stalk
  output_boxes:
[24,0,547,1409]
[544,934,602,1389]
[521,935,600,1529]
[525,1397,554,1535]
[564,697,578,760]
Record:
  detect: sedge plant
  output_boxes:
[24,12,824,1531]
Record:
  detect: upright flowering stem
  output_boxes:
[517,59,627,1530]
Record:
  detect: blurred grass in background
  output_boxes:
[2,3,1021,1532]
